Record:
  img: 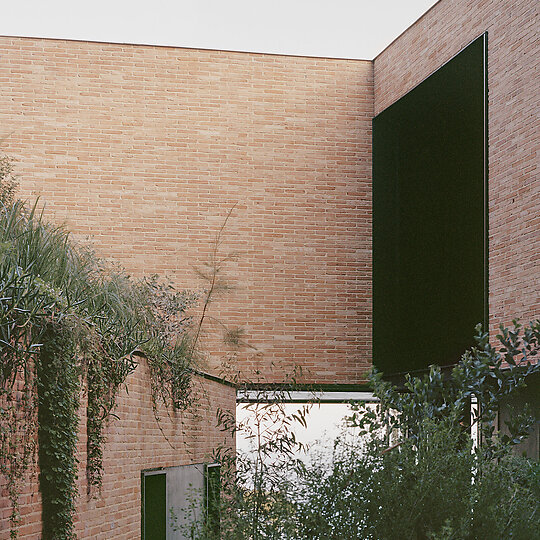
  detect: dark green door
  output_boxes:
[143,473,166,540]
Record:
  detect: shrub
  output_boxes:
[191,322,540,539]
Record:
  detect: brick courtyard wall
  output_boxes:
[0,37,373,386]
[374,0,539,332]
[0,37,372,537]
[0,369,236,539]
[4,2,536,534]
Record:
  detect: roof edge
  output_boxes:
[0,33,372,63]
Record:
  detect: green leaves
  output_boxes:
[0,156,200,536]
[36,323,80,540]
[186,321,540,540]
[362,320,540,457]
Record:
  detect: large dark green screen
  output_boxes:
[143,473,166,540]
[373,35,487,375]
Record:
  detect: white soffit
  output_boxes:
[237,390,376,403]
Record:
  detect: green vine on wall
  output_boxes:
[0,369,37,538]
[0,155,206,538]
[37,323,80,540]
[86,350,128,491]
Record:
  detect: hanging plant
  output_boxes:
[0,156,202,537]
[36,322,80,540]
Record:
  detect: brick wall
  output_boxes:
[0,368,236,539]
[0,38,372,537]
[374,0,539,332]
[1,1,537,535]
[0,37,373,386]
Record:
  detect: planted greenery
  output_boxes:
[0,157,201,537]
[293,418,539,539]
[37,323,80,540]
[177,374,312,540]
[187,323,539,539]
[359,321,540,458]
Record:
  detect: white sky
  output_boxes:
[1,0,439,60]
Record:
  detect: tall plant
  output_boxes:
[0,155,200,538]
[176,369,312,540]
[184,322,539,539]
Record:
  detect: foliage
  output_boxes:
[294,419,539,540]
[176,374,312,540]
[0,154,17,205]
[37,323,80,540]
[357,320,540,458]
[185,322,539,540]
[140,276,198,410]
[224,391,309,540]
[0,155,201,537]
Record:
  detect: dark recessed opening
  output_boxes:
[373,34,487,375]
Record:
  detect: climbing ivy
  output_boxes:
[0,156,204,537]
[37,323,80,540]
[85,349,130,490]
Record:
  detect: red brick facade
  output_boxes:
[0,36,373,538]
[0,369,236,539]
[0,0,538,536]
[0,38,373,386]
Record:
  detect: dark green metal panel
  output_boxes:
[373,34,487,375]
[206,463,221,537]
[143,473,166,540]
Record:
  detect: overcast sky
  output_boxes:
[1,0,439,60]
